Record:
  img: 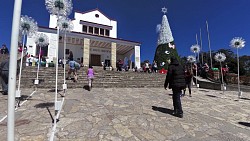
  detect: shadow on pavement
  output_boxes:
[83,85,91,91]
[240,97,250,101]
[18,95,29,101]
[206,94,217,98]
[34,102,54,108]
[199,89,210,92]
[152,106,174,116]
[47,89,63,93]
[238,122,250,127]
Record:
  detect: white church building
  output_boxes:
[26,8,141,68]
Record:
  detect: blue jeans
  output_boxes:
[172,88,183,114]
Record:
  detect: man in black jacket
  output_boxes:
[164,57,186,118]
[0,54,20,95]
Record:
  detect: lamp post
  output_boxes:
[190,44,200,87]
[230,37,245,98]
[58,17,73,95]
[214,52,226,93]
[17,15,38,99]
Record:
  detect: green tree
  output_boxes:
[154,42,180,70]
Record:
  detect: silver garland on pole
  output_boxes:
[187,55,196,86]
[214,52,226,93]
[45,0,73,140]
[17,15,38,99]
[58,17,73,95]
[45,0,72,16]
[230,37,245,99]
[34,33,49,85]
[190,44,200,87]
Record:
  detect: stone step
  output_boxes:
[18,66,166,88]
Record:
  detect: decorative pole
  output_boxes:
[214,52,226,93]
[187,55,196,86]
[8,0,22,140]
[230,37,245,98]
[200,28,204,65]
[206,21,213,69]
[45,0,72,140]
[195,34,200,62]
[58,17,73,95]
[34,33,49,85]
[190,44,200,87]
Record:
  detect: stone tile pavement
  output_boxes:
[0,87,249,141]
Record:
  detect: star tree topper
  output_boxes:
[162,7,167,14]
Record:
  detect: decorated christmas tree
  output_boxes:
[154,7,180,70]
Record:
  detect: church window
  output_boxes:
[105,29,110,36]
[100,28,104,36]
[88,26,93,34]
[94,27,99,34]
[82,25,87,33]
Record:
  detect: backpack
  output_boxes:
[75,62,80,70]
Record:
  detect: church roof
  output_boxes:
[74,8,116,21]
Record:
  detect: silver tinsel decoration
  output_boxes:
[165,50,170,55]
[157,7,174,45]
[214,52,226,62]
[58,17,74,32]
[230,37,245,49]
[187,55,196,63]
[45,0,73,16]
[20,15,38,37]
[35,33,49,47]
[190,44,201,53]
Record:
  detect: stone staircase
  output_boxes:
[19,66,166,89]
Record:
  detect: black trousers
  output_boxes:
[0,70,8,93]
[172,88,183,114]
[184,82,191,95]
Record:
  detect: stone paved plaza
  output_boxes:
[0,87,250,141]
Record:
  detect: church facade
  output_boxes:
[26,8,141,68]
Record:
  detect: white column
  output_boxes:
[134,45,141,68]
[111,42,117,68]
[83,38,90,67]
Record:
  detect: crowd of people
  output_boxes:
[0,44,228,119]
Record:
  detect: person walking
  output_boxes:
[183,68,193,97]
[86,65,94,91]
[66,59,77,82]
[164,57,186,118]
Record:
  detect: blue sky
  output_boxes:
[1,0,250,62]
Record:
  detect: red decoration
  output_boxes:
[159,68,167,74]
